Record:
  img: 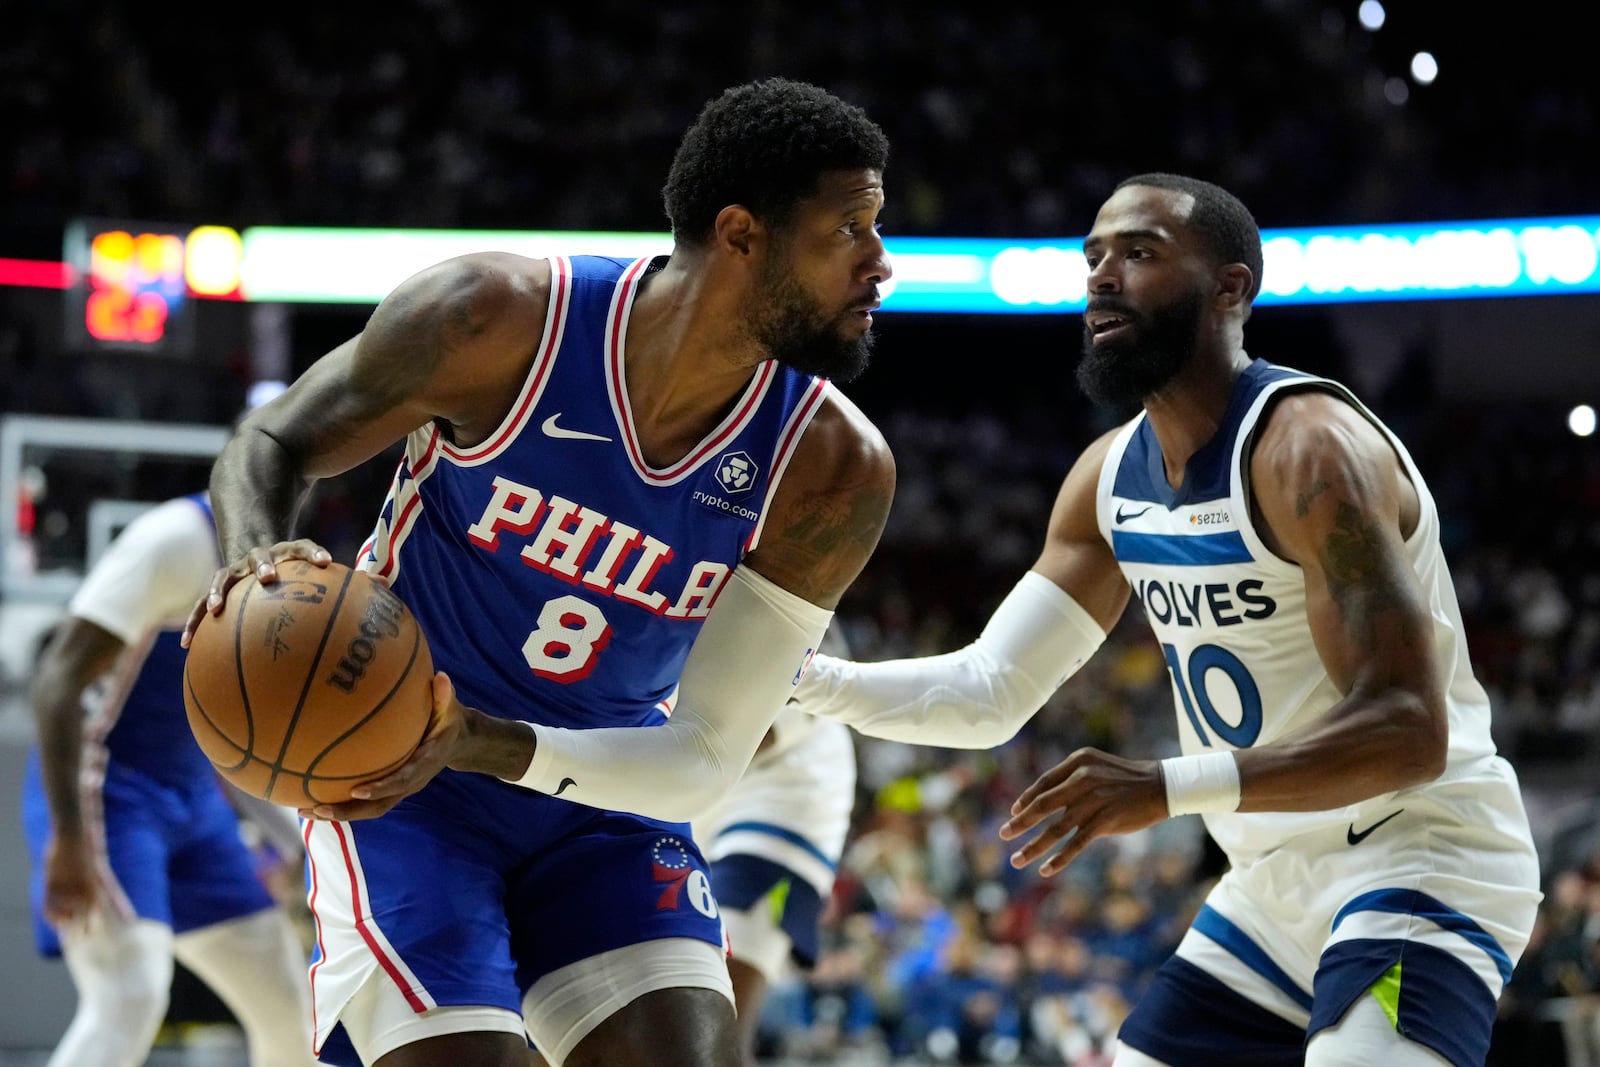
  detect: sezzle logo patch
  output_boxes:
[715,451,758,494]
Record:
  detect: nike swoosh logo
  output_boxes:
[541,414,612,443]
[553,777,578,796]
[1115,503,1154,524]
[1346,808,1403,845]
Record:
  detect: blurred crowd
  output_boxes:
[2,0,1593,252]
[3,1,1599,1063]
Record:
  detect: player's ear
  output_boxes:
[713,205,759,258]
[1215,263,1253,311]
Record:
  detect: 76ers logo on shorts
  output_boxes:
[715,451,758,494]
[652,836,719,919]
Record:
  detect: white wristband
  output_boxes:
[1161,752,1241,816]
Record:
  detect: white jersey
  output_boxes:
[692,701,856,897]
[1096,359,1514,866]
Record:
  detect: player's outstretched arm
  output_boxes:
[795,427,1131,747]
[182,253,554,646]
[1230,391,1448,808]
[339,390,898,825]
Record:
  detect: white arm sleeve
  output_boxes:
[797,570,1106,748]
[506,565,834,823]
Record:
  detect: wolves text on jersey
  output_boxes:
[466,474,731,621]
[1135,577,1277,629]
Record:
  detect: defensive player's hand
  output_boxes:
[181,540,332,648]
[999,748,1167,876]
[42,834,97,927]
[299,672,467,822]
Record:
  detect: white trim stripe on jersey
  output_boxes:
[363,426,446,584]
[362,257,572,579]
[1224,377,1335,580]
[78,628,160,924]
[304,819,436,1053]
[439,256,572,467]
[745,377,830,554]
[605,257,778,485]
[356,455,407,568]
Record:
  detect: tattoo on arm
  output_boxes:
[1321,500,1404,639]
[1295,479,1332,518]
[770,485,892,603]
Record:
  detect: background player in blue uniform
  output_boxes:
[797,174,1539,1066]
[23,493,318,1067]
[184,78,897,1067]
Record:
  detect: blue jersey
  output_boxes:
[308,255,824,1059]
[359,255,829,730]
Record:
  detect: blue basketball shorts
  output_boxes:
[302,769,726,1059]
[20,748,276,957]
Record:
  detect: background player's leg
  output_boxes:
[173,907,319,1067]
[715,894,799,1067]
[1305,994,1454,1066]
[727,956,769,1067]
[48,917,174,1067]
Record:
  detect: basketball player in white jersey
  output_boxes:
[692,626,858,1066]
[23,492,318,1067]
[797,174,1540,1066]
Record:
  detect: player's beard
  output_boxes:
[1076,289,1206,417]
[749,252,874,383]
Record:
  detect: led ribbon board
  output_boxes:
[233,217,1600,312]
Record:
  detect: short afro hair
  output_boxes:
[663,78,889,246]
[1116,173,1264,303]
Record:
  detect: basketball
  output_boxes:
[182,559,434,808]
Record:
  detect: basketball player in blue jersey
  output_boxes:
[22,493,319,1067]
[797,174,1540,1066]
[182,78,896,1067]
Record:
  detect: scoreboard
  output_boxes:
[60,221,243,355]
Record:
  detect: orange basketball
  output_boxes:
[182,559,434,807]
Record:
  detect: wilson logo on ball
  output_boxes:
[328,587,406,693]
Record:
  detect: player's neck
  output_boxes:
[1142,347,1251,488]
[622,257,768,467]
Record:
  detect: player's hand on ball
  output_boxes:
[299,672,468,822]
[181,539,332,648]
[998,748,1167,877]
